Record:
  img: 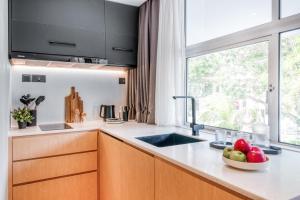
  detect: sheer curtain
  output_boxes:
[155,0,185,126]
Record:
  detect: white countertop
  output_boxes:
[9,121,300,200]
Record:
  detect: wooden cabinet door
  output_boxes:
[155,158,203,200]
[155,158,245,200]
[13,151,97,185]
[121,143,154,200]
[13,172,97,200]
[13,131,98,161]
[99,133,122,200]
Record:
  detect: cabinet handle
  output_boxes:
[112,47,133,52]
[48,41,76,47]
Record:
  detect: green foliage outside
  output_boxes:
[187,33,300,145]
[281,32,300,145]
[187,42,268,133]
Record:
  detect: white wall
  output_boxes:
[0,0,10,198]
[11,66,127,124]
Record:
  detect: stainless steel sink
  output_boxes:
[136,133,205,147]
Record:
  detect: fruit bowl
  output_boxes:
[222,156,269,171]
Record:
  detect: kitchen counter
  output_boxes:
[9,121,300,200]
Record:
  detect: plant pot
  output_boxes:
[27,110,37,127]
[18,121,27,129]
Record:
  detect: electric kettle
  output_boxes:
[100,105,115,121]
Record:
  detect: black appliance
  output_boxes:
[39,123,73,131]
[100,105,115,121]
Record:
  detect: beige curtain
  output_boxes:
[127,0,159,124]
[127,69,136,120]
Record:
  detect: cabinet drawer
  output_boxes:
[13,172,97,200]
[13,151,97,185]
[13,131,98,161]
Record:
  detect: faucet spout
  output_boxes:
[173,96,204,136]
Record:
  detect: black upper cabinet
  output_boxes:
[11,0,106,58]
[105,1,139,66]
[9,0,139,67]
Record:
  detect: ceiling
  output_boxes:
[108,0,147,7]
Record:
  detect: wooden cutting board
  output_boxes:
[65,87,84,123]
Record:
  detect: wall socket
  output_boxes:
[22,74,31,82]
[32,74,46,83]
[119,78,126,84]
[22,74,46,83]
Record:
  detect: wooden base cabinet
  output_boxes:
[99,132,155,200]
[121,143,155,200]
[155,158,247,200]
[99,132,122,200]
[10,130,249,200]
[9,131,98,200]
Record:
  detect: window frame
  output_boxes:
[184,0,300,146]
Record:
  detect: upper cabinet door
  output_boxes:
[11,0,106,58]
[105,1,139,66]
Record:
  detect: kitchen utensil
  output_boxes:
[121,106,129,121]
[65,87,84,123]
[100,105,115,121]
[222,156,269,171]
[20,94,35,107]
[35,96,45,108]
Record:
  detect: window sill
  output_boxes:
[180,125,300,153]
[270,142,300,153]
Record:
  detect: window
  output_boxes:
[185,0,300,146]
[280,29,300,145]
[281,0,300,18]
[186,0,272,45]
[187,42,269,133]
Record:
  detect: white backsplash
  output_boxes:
[11,66,127,125]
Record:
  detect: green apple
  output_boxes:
[229,150,247,162]
[223,147,233,159]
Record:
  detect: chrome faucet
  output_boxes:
[172,96,204,136]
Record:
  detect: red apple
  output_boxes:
[234,139,252,154]
[250,146,264,154]
[247,150,267,163]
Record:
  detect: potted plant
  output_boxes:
[19,94,45,126]
[11,107,34,129]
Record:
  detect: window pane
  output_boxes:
[187,42,269,133]
[281,0,300,18]
[186,0,272,46]
[280,29,300,145]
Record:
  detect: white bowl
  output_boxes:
[222,156,269,171]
